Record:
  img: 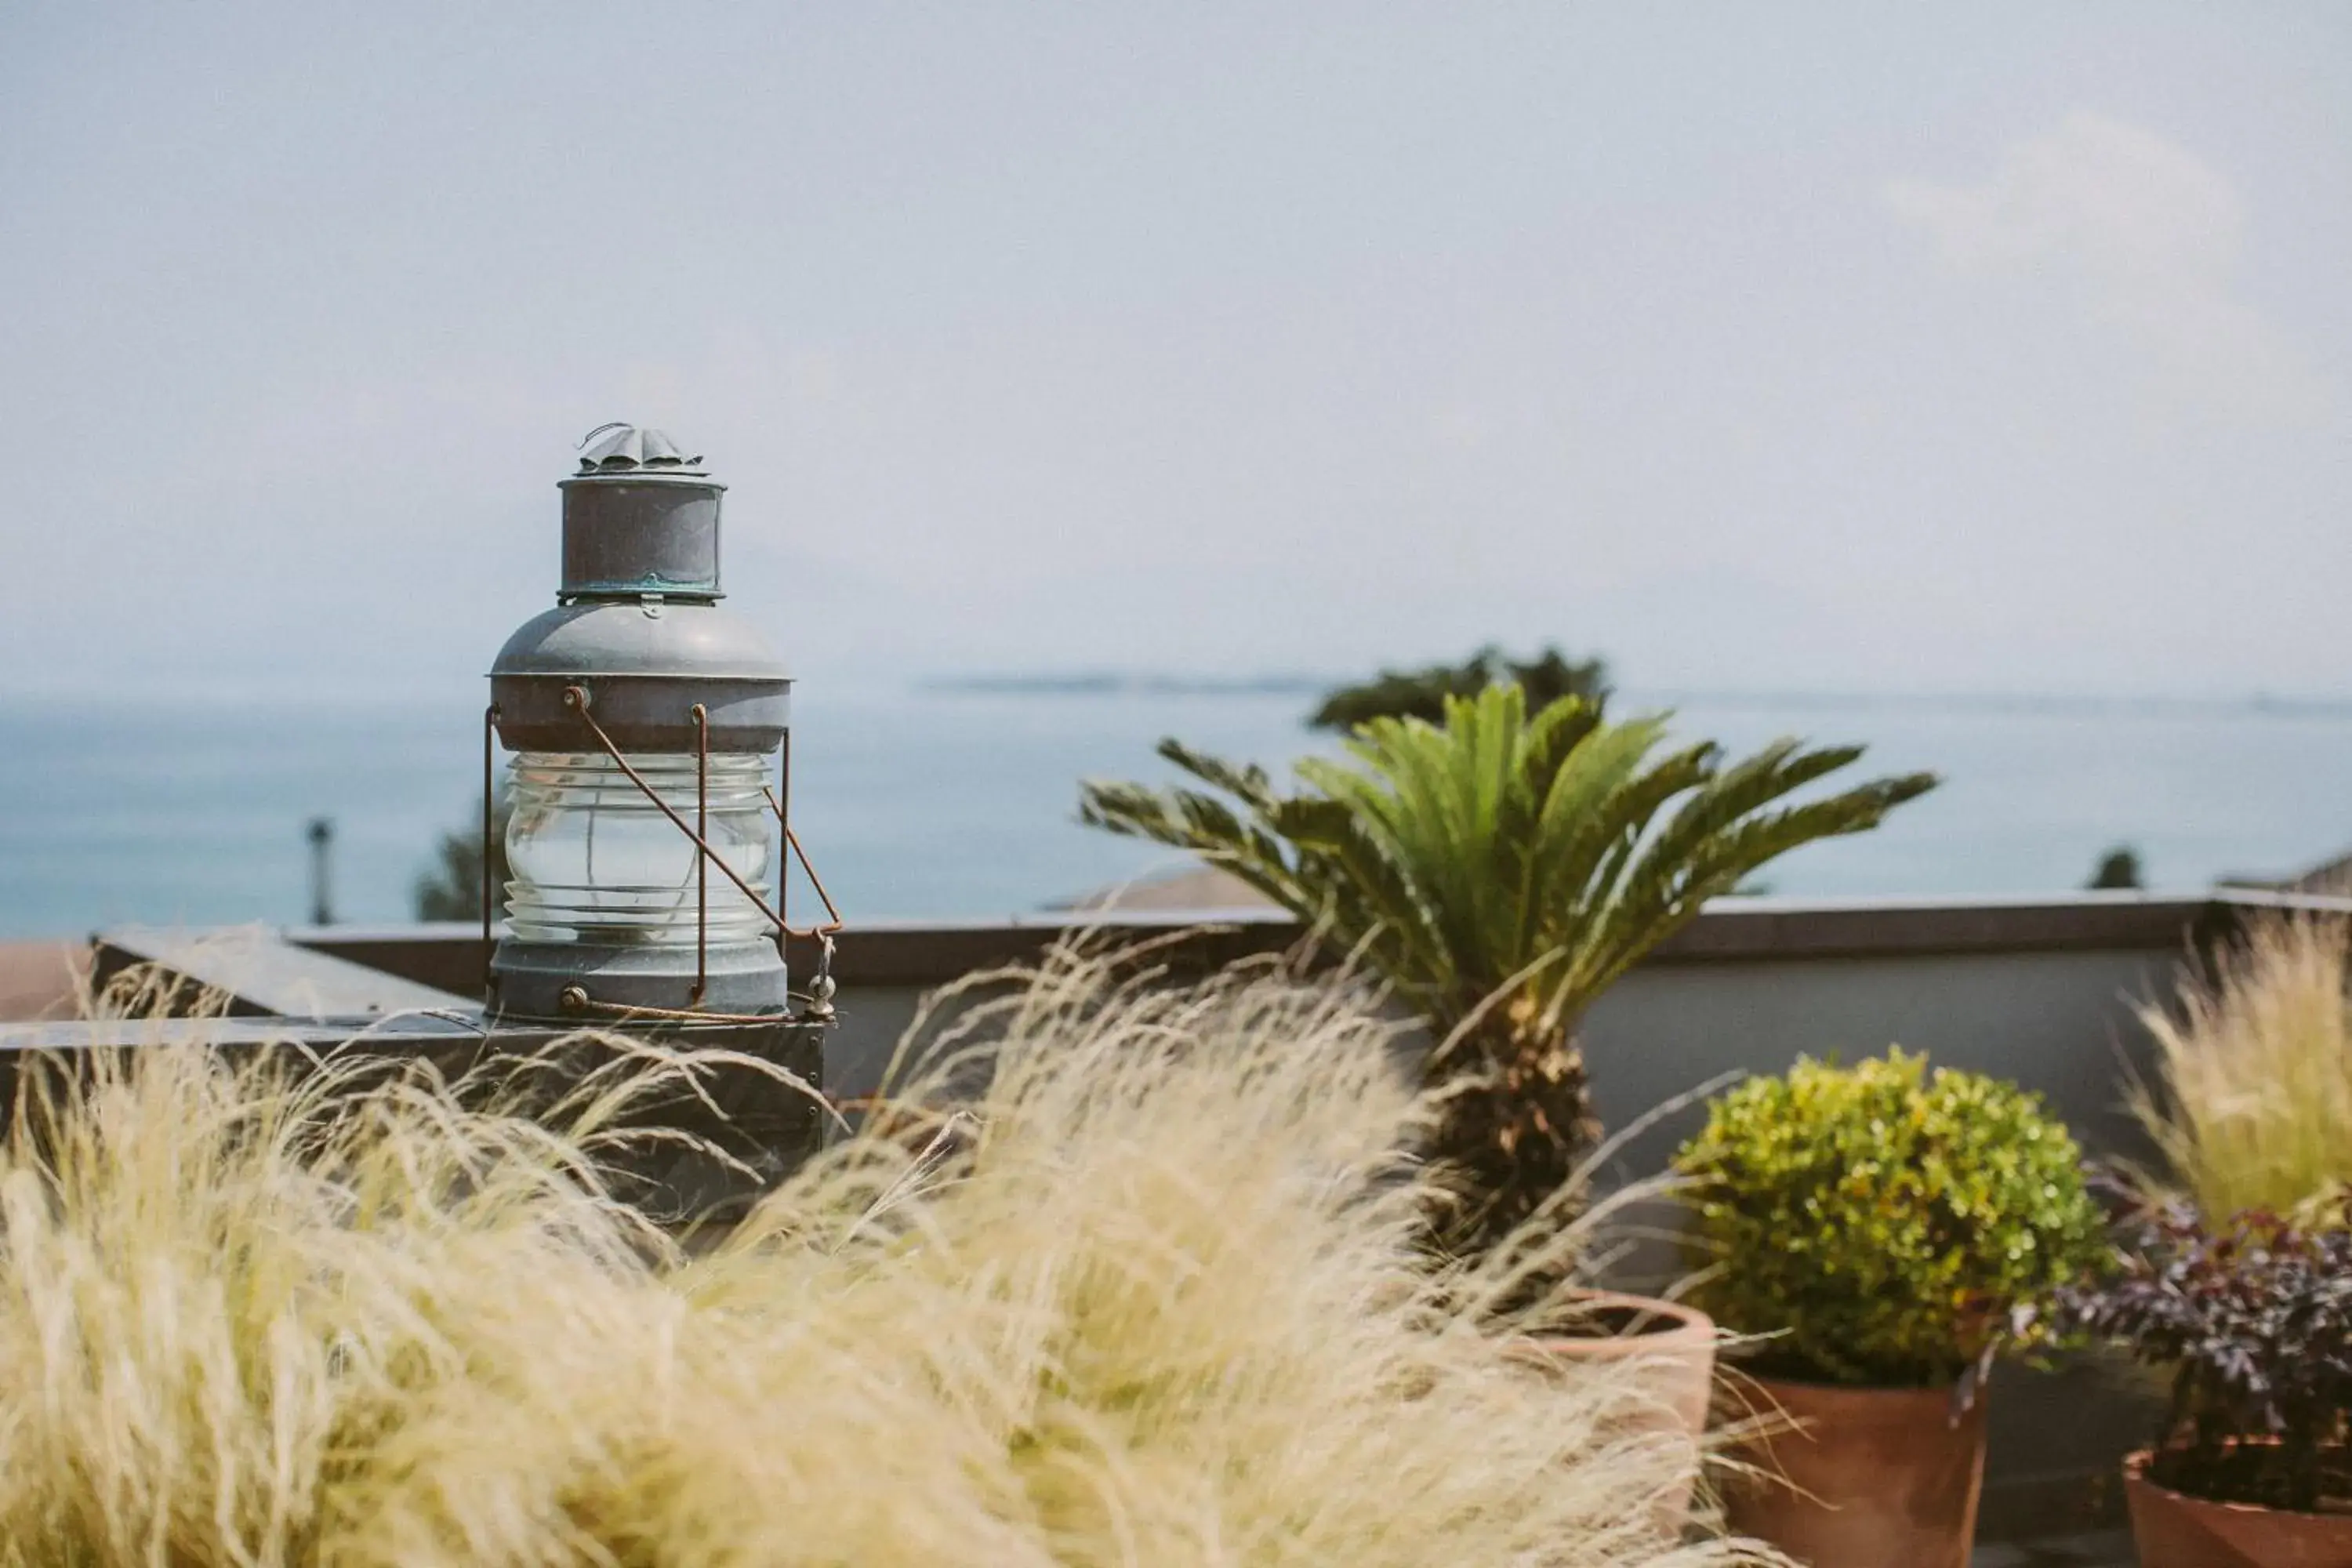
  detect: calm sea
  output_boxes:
[2,684,2350,940]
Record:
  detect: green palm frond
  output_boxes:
[1083,683,1933,1031]
[1080,682,1936,1246]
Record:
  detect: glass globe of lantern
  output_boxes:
[503,750,775,948]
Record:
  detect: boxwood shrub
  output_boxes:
[1675,1050,2106,1388]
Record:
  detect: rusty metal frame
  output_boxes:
[479,685,844,1024]
[777,729,790,936]
[764,789,844,937]
[514,684,844,1023]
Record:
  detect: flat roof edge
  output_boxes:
[224,891,2351,993]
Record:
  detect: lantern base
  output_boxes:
[488,938,789,1023]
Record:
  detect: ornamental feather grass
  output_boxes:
[2128,913,2352,1225]
[0,945,1774,1567]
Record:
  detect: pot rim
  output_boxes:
[1526,1289,1715,1345]
[2123,1445,2352,1523]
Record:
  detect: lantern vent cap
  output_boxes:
[575,423,705,475]
[555,423,726,601]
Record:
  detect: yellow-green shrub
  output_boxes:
[1675,1050,2104,1388]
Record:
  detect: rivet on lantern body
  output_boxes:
[485,426,797,1023]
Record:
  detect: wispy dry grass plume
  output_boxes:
[0,945,1772,1566]
[2130,913,2352,1223]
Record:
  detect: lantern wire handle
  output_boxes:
[776,729,790,952]
[575,421,633,450]
[560,688,785,926]
[764,788,844,937]
[548,686,847,1028]
[556,684,843,944]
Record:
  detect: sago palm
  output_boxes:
[1080,684,1936,1260]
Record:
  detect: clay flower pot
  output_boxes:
[1511,1291,1716,1527]
[1722,1374,1987,1568]
[2123,1449,2352,1567]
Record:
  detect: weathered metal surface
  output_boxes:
[559,424,727,601]
[490,935,790,1024]
[14,982,829,1225]
[489,604,789,752]
[559,478,724,600]
[492,426,787,754]
[93,926,477,1020]
[284,924,488,996]
[4,1014,376,1053]
[575,423,700,474]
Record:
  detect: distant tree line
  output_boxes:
[1308,644,1608,731]
[2086,844,2143,891]
[415,793,510,921]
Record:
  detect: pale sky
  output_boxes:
[4,2,2347,706]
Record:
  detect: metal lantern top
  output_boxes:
[491,425,790,753]
[560,423,728,601]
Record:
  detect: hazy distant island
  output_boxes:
[921,670,2352,720]
[920,671,1331,698]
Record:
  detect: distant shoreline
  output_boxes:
[5,681,2350,722]
[920,674,2352,720]
[920,673,1327,699]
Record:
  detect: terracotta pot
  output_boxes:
[1512,1291,1716,1528]
[2124,1448,2352,1567]
[1723,1374,1987,1568]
